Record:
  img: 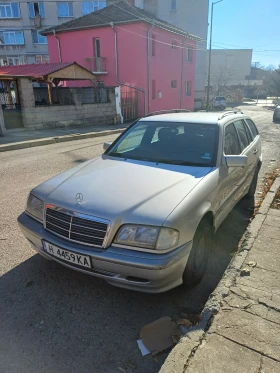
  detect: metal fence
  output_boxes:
[33,87,75,105]
[33,87,110,106]
[80,87,109,104]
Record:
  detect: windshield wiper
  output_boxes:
[155,159,208,167]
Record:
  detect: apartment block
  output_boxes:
[0,1,107,65]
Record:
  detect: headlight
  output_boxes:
[115,225,179,251]
[25,194,44,222]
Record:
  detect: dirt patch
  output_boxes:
[255,169,279,210]
[271,187,280,209]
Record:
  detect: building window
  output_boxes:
[28,2,45,18]
[36,55,50,64]
[172,41,178,49]
[0,3,20,18]
[82,1,106,15]
[185,81,192,96]
[32,30,47,44]
[151,34,156,57]
[186,47,192,63]
[0,31,24,45]
[57,2,74,17]
[171,0,176,10]
[0,55,26,66]
[152,80,156,99]
[171,80,177,88]
[139,0,145,9]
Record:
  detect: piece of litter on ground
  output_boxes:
[139,317,181,355]
[240,268,251,276]
[137,339,150,356]
[177,319,192,328]
[247,261,257,267]
[118,368,125,373]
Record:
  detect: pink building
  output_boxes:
[43,1,200,119]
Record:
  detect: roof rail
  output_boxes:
[145,109,190,117]
[218,110,243,120]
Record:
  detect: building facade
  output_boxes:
[127,0,209,107]
[0,1,107,66]
[45,2,198,116]
[1,1,208,107]
[206,49,253,83]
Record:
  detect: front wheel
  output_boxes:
[183,220,213,288]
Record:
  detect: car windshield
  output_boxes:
[216,97,226,101]
[106,121,218,167]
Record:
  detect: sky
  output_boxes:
[208,0,280,68]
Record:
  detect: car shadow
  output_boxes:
[0,200,252,373]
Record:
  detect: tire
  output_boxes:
[183,219,213,288]
[273,115,276,122]
[246,165,260,199]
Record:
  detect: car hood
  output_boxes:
[34,156,213,226]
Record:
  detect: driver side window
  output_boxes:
[224,123,241,155]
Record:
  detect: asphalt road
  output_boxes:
[0,107,279,373]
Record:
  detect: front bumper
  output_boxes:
[18,213,192,293]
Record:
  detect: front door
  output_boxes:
[215,122,244,228]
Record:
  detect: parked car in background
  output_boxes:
[18,110,262,293]
[213,96,227,110]
[273,105,280,122]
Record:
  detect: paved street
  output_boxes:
[0,107,279,373]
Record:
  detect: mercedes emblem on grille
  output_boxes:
[75,193,83,204]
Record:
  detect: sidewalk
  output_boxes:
[160,176,280,373]
[0,123,130,152]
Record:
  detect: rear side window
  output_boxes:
[234,120,250,151]
[246,119,259,138]
[224,123,241,155]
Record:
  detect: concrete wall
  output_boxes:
[17,78,120,130]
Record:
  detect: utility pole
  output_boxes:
[206,0,223,111]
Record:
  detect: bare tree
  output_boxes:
[263,65,280,98]
[207,67,237,97]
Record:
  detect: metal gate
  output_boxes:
[121,90,138,121]
[0,80,23,129]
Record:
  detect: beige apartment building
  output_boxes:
[0,1,107,66]
[206,49,253,83]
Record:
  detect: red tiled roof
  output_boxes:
[0,62,75,78]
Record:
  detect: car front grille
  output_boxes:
[45,207,109,247]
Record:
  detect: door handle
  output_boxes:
[253,149,258,154]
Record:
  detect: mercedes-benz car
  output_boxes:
[18,110,262,293]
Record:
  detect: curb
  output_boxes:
[159,175,280,373]
[0,128,126,153]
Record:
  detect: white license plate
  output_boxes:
[43,242,92,269]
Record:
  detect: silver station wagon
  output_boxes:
[18,110,262,293]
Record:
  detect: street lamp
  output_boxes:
[206,0,223,111]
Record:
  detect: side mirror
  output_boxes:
[225,155,248,168]
[103,142,111,151]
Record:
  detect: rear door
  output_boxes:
[234,119,259,194]
[245,118,261,163]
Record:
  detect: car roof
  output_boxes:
[139,112,246,125]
